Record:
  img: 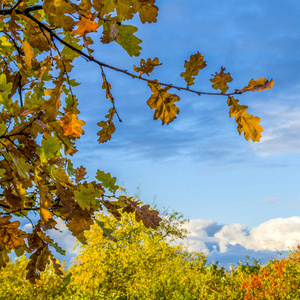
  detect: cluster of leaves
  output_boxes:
[1,210,299,299]
[0,0,274,283]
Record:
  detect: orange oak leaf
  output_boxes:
[61,112,86,139]
[240,78,274,93]
[227,96,263,142]
[210,67,233,94]
[147,81,180,125]
[73,17,99,37]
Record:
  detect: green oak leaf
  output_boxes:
[95,219,117,242]
[74,183,101,210]
[11,155,31,179]
[37,135,63,163]
[115,25,142,57]
[0,122,7,136]
[96,170,118,193]
[51,241,66,255]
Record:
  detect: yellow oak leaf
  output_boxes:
[210,67,233,94]
[133,57,161,76]
[67,209,93,236]
[38,185,54,224]
[73,17,99,37]
[43,0,76,31]
[137,1,159,24]
[240,78,274,93]
[181,52,206,86]
[22,39,34,70]
[61,112,86,139]
[40,77,63,122]
[147,81,180,125]
[227,96,263,142]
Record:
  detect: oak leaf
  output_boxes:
[240,78,274,93]
[137,0,159,24]
[181,52,206,86]
[22,39,34,70]
[0,246,10,268]
[210,66,233,94]
[129,201,162,229]
[133,57,161,76]
[26,245,51,283]
[0,216,26,250]
[115,25,142,57]
[147,81,180,125]
[96,170,118,193]
[37,135,63,164]
[227,96,263,142]
[61,112,86,139]
[74,183,102,211]
[43,0,77,31]
[50,254,64,276]
[101,21,119,44]
[97,120,116,143]
[73,17,99,37]
[38,185,55,225]
[95,219,117,242]
[67,209,93,236]
[23,17,51,52]
[75,166,87,183]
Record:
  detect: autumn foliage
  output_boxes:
[0,211,299,299]
[0,0,274,283]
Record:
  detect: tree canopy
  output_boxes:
[0,0,274,283]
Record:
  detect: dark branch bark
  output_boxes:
[20,11,241,98]
[0,5,43,15]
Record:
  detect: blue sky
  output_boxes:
[21,0,300,266]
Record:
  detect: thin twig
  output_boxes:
[19,12,242,98]
[100,65,122,122]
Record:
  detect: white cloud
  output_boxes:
[184,216,300,254]
[48,218,77,254]
[252,101,300,156]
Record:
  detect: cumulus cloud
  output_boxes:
[48,218,77,254]
[22,218,76,255]
[184,216,300,254]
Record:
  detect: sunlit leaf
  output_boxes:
[227,96,263,142]
[147,81,180,125]
[96,170,118,193]
[180,52,206,86]
[210,66,233,94]
[240,78,274,93]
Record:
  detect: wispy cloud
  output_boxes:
[252,97,300,157]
